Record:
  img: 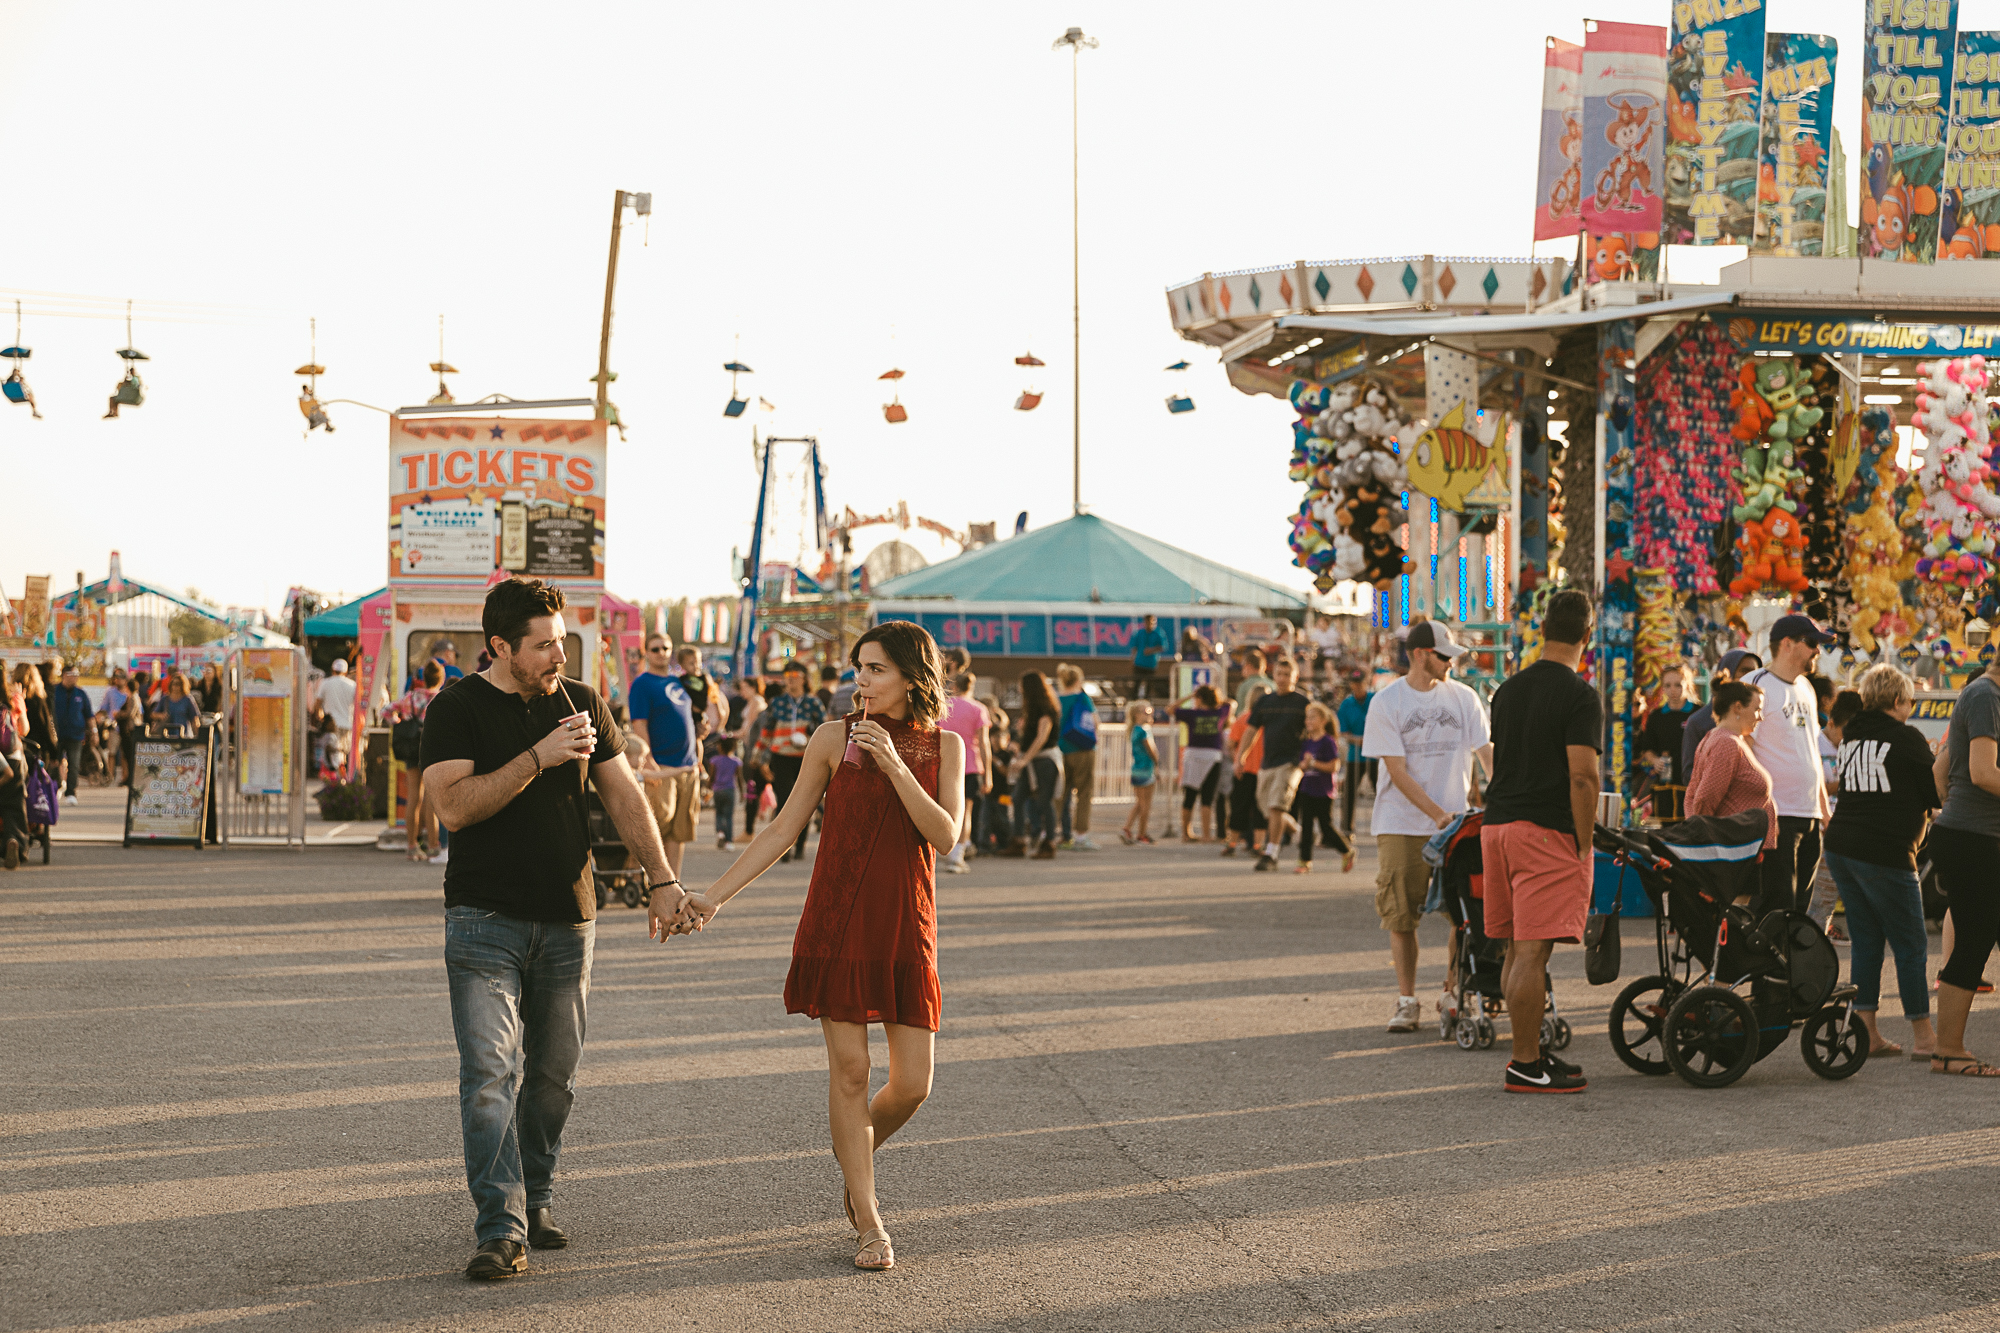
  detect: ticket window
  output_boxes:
[403,630,583,689]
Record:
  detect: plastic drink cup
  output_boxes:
[843,702,868,768]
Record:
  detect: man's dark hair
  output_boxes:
[1543,589,1593,646]
[1829,688,1865,728]
[483,577,566,658]
[820,665,840,683]
[1807,672,1834,705]
[1242,646,1266,671]
[422,660,445,688]
[782,659,808,677]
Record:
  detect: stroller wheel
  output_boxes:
[1475,1018,1496,1050]
[1609,977,1679,1076]
[595,879,609,910]
[1801,1005,1869,1080]
[1455,1019,1477,1051]
[621,881,643,908]
[1663,985,1760,1088]
[1550,1017,1572,1050]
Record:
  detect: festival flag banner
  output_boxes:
[1535,37,1586,240]
[1756,34,1839,255]
[1663,0,1767,245]
[1581,21,1668,236]
[1942,31,2000,258]
[1862,0,1959,263]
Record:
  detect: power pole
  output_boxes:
[595,190,651,430]
[1054,26,1097,517]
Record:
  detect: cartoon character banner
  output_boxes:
[1942,31,2000,259]
[1663,0,1767,245]
[387,417,607,594]
[1755,34,1838,255]
[1581,21,1669,235]
[1535,37,1586,240]
[1862,0,1959,263]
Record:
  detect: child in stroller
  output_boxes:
[1596,809,1868,1088]
[1428,810,1572,1053]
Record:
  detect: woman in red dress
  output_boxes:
[665,622,964,1271]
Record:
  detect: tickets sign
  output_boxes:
[388,417,607,592]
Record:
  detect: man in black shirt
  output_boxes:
[1241,656,1311,873]
[1481,589,1602,1094]
[423,577,687,1281]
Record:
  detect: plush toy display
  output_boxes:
[1286,376,1413,590]
[1725,354,1825,595]
[1634,322,1737,592]
[1911,356,2000,594]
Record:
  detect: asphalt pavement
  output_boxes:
[5,791,1999,1332]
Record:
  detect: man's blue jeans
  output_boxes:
[444,906,593,1244]
[1824,850,1931,1018]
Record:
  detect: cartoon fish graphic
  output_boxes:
[1408,401,1495,512]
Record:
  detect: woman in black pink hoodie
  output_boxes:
[1822,664,1940,1059]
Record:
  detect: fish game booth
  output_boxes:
[1169,251,2000,828]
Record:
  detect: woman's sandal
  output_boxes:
[1931,1054,2000,1076]
[855,1227,895,1270]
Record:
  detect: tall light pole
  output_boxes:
[1053,25,1097,517]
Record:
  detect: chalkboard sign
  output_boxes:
[124,730,215,847]
[527,506,596,578]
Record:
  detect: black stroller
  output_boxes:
[587,785,650,909]
[1431,810,1572,1053]
[1595,811,1868,1088]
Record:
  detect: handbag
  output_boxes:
[1584,879,1621,986]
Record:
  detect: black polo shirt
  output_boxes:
[420,672,624,923]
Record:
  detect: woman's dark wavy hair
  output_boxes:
[849,620,945,728]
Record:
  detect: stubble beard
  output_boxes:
[508,657,559,696]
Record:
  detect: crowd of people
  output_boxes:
[0,657,232,867]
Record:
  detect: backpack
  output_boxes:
[1060,696,1098,750]
[391,715,424,766]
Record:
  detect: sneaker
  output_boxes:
[1387,996,1422,1032]
[64,794,79,806]
[1057,839,1077,851]
[2,838,17,871]
[1119,829,1136,845]
[1071,835,1100,851]
[1505,1058,1588,1093]
[1254,854,1276,872]
[1342,848,1358,874]
[1540,1046,1583,1078]
[1219,844,1237,857]
[429,849,449,865]
[1294,861,1313,874]
[940,858,968,874]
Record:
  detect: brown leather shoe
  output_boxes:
[466,1238,527,1280]
[1032,840,1056,860]
[526,1207,569,1249]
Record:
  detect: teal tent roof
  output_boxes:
[303,588,384,638]
[870,514,1306,609]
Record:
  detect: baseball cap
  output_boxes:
[1406,620,1467,660]
[1769,614,1837,649]
[331,658,349,674]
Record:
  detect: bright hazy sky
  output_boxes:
[0,0,1975,616]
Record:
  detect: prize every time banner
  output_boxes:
[388,417,607,590]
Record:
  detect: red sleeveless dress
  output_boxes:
[784,713,942,1031]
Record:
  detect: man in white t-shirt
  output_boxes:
[1742,613,1836,918]
[1362,621,1493,1032]
[318,659,357,739]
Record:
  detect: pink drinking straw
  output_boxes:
[843,700,868,768]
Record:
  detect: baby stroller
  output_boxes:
[1596,811,1866,1089]
[1428,810,1571,1053]
[586,785,649,909]
[22,754,57,865]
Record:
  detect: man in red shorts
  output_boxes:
[1480,589,1602,1093]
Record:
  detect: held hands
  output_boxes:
[533,712,597,769]
[849,719,909,779]
[648,890,718,941]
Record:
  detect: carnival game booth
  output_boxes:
[1173,249,2000,823]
